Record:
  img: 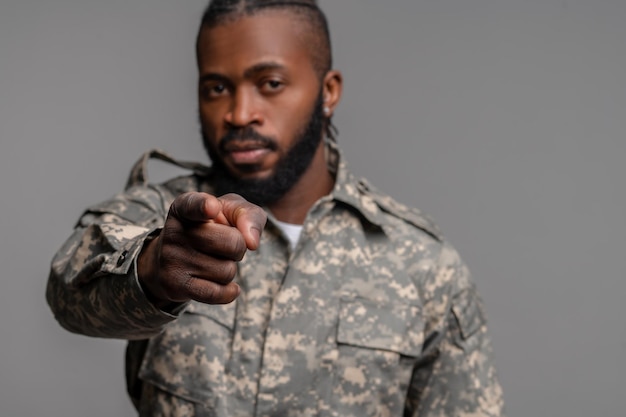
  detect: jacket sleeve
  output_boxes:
[406,242,506,417]
[46,184,183,340]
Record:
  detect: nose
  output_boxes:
[224,87,263,128]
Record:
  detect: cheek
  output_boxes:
[199,106,224,141]
[267,91,318,143]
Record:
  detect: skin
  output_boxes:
[139,193,266,307]
[198,10,342,223]
[138,10,343,307]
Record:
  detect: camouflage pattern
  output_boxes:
[47,143,505,416]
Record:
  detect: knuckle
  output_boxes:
[222,261,238,281]
[196,281,222,304]
[231,234,247,260]
[209,260,237,283]
[182,274,196,295]
[221,192,243,202]
[210,225,246,260]
[170,192,204,220]
[158,240,183,265]
[169,192,190,216]
[232,205,246,221]
[198,282,238,305]
[183,195,199,218]
[163,216,184,238]
[169,271,202,300]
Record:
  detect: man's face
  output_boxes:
[197,11,325,204]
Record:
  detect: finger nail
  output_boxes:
[250,227,261,244]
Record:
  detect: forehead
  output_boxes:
[197,10,315,75]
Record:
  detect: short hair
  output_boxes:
[196,0,333,78]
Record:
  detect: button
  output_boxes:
[116,250,129,267]
[358,180,370,192]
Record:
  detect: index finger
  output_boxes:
[169,192,225,223]
[218,193,267,250]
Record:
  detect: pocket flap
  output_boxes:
[337,297,424,357]
[185,300,236,331]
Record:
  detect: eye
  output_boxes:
[260,79,285,94]
[201,83,229,100]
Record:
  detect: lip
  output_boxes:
[227,147,271,165]
[224,141,271,165]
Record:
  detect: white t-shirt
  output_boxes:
[273,219,303,251]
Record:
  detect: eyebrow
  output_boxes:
[243,62,286,79]
[199,61,287,84]
[199,73,228,84]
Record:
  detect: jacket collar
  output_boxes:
[326,140,387,228]
[326,140,442,240]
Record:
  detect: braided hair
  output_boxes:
[196,0,338,141]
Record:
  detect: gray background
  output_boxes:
[1,0,624,416]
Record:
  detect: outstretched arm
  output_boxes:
[46,185,266,340]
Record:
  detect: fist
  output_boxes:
[138,192,267,307]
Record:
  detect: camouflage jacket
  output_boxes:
[47,145,505,417]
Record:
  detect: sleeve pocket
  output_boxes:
[451,286,487,341]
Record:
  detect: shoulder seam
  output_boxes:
[358,179,443,241]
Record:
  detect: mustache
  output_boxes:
[218,127,278,153]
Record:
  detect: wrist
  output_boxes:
[137,235,176,310]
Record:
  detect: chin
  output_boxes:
[229,165,271,179]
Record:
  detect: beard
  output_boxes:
[201,92,326,206]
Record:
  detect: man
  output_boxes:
[47,1,506,416]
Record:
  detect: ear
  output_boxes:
[322,70,343,117]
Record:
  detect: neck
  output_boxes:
[268,141,334,224]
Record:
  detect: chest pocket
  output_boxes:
[138,301,236,406]
[337,297,424,357]
[329,297,424,416]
